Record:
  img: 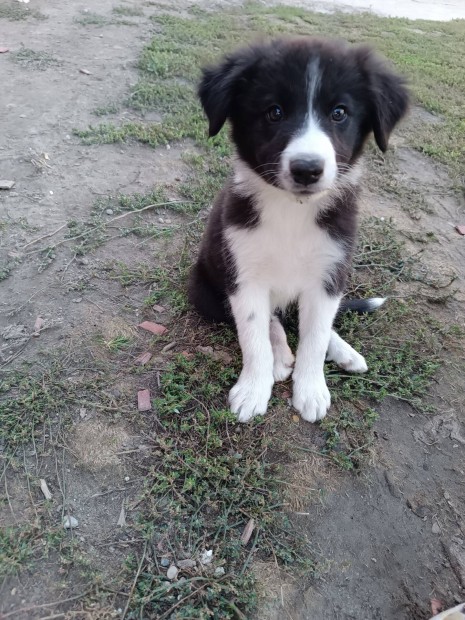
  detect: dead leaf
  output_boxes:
[135,351,152,365]
[137,389,151,412]
[455,225,465,236]
[241,518,255,545]
[138,321,167,336]
[117,502,126,527]
[32,316,45,336]
[0,180,15,190]
[292,414,299,423]
[40,479,52,500]
[79,68,92,75]
[282,390,291,399]
[181,351,194,360]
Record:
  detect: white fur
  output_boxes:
[280,114,338,193]
[227,163,350,421]
[270,315,295,381]
[326,329,368,373]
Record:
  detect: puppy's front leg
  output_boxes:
[292,290,341,422]
[228,286,274,422]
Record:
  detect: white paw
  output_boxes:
[273,346,295,382]
[229,371,273,423]
[292,374,331,423]
[326,332,368,373]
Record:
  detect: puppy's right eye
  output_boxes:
[266,105,284,123]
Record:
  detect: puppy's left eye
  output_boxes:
[331,106,348,122]
[266,105,284,123]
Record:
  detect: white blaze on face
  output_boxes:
[280,58,338,193]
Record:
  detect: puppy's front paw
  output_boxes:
[292,374,331,423]
[229,371,273,423]
[273,346,295,382]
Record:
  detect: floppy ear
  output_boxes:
[359,48,410,152]
[198,51,251,137]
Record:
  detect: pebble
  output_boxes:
[63,516,79,529]
[78,257,89,265]
[177,559,196,569]
[167,565,178,580]
[160,558,170,568]
[214,567,225,577]
[106,209,114,215]
[432,522,441,534]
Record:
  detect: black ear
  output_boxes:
[198,51,251,137]
[358,48,410,152]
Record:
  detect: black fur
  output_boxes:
[189,37,409,321]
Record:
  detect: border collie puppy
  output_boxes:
[189,37,409,423]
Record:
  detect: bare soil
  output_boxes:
[1,1,464,619]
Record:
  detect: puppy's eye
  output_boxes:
[266,105,284,123]
[331,106,347,122]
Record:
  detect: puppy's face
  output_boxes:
[199,39,409,196]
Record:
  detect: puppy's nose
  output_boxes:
[289,158,324,185]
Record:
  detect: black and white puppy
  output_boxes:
[189,37,409,423]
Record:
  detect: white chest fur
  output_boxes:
[225,182,344,311]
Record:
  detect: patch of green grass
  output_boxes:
[126,352,314,618]
[74,11,109,27]
[12,48,61,71]
[0,2,46,21]
[0,523,63,577]
[93,103,120,116]
[320,407,379,470]
[113,5,144,17]
[0,363,113,453]
[104,335,133,352]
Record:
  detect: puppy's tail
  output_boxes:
[339,297,386,314]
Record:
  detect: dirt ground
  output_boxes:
[1,1,464,619]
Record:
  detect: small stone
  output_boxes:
[292,414,300,423]
[78,257,89,265]
[160,557,170,568]
[432,522,441,534]
[11,588,17,596]
[63,516,78,529]
[72,297,82,303]
[0,180,15,190]
[167,565,178,580]
[214,567,225,577]
[106,209,114,215]
[79,408,87,418]
[49,190,54,195]
[124,476,130,482]
[177,559,196,569]
[162,341,176,353]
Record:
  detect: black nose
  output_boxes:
[289,158,324,186]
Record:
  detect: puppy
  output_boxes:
[188,37,409,423]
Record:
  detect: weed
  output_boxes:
[93,103,120,116]
[0,522,62,577]
[0,3,45,21]
[73,11,109,27]
[12,48,61,71]
[104,335,133,352]
[113,6,144,17]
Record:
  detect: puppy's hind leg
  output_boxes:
[326,330,368,373]
[270,315,295,381]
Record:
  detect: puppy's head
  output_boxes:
[199,38,409,196]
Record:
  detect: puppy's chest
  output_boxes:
[226,206,344,294]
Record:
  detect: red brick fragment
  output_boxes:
[138,321,167,336]
[455,225,465,236]
[137,389,151,412]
